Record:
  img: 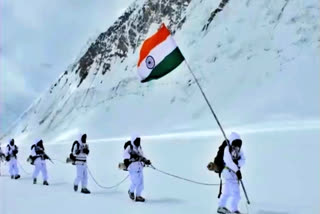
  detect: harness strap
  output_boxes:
[218,173,222,198]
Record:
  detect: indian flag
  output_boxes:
[137,24,185,83]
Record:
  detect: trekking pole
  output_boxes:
[226,167,251,205]
[240,179,250,204]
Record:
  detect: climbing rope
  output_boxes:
[87,167,129,189]
[51,158,129,190]
[51,158,66,164]
[17,160,32,175]
[148,164,220,186]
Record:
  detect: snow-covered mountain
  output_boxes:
[2,0,319,143]
[1,0,319,214]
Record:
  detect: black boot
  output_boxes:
[128,190,135,200]
[14,175,20,179]
[43,181,49,186]
[11,175,14,179]
[74,185,78,192]
[81,188,91,194]
[135,196,145,202]
[33,178,37,184]
[217,207,231,214]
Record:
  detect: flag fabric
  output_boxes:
[137,23,185,83]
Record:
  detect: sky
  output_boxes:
[0,0,134,134]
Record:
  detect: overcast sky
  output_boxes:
[0,0,134,134]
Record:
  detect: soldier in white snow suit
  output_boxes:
[123,135,151,202]
[217,132,246,214]
[31,139,49,185]
[5,139,20,179]
[72,134,90,194]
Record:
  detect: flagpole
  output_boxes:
[184,60,229,144]
[184,60,250,205]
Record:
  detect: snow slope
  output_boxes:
[1,0,319,213]
[0,122,319,214]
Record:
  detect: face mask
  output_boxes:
[231,146,240,159]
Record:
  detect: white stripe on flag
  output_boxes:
[138,35,178,81]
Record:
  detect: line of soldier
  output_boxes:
[0,133,151,200]
[0,132,245,212]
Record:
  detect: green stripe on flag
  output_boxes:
[141,47,185,83]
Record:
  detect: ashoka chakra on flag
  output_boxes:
[137,23,185,83]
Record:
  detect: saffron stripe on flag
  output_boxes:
[138,24,171,67]
[138,34,178,80]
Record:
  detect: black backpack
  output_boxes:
[68,141,79,164]
[212,140,228,173]
[207,140,229,199]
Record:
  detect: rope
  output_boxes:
[50,158,130,190]
[87,167,129,189]
[51,158,67,164]
[148,164,220,186]
[17,160,32,175]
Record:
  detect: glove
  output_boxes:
[236,170,242,180]
[207,162,214,171]
[124,159,130,168]
[44,154,50,160]
[12,150,18,156]
[5,155,10,162]
[83,148,89,154]
[143,159,151,165]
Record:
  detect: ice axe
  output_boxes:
[45,154,54,164]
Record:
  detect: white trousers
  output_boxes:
[129,170,144,197]
[32,158,48,181]
[8,158,19,176]
[74,164,88,188]
[218,178,241,212]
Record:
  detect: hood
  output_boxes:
[229,132,241,144]
[130,134,140,147]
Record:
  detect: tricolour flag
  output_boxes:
[137,24,185,83]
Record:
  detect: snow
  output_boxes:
[0,122,319,214]
[1,0,319,213]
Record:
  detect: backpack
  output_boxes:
[207,140,230,198]
[213,140,228,173]
[66,141,79,164]
[118,141,132,171]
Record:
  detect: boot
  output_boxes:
[43,180,49,186]
[217,207,231,214]
[128,190,135,200]
[33,178,37,184]
[232,211,241,214]
[135,196,145,202]
[14,175,20,179]
[81,188,91,194]
[11,175,14,179]
[74,185,78,192]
